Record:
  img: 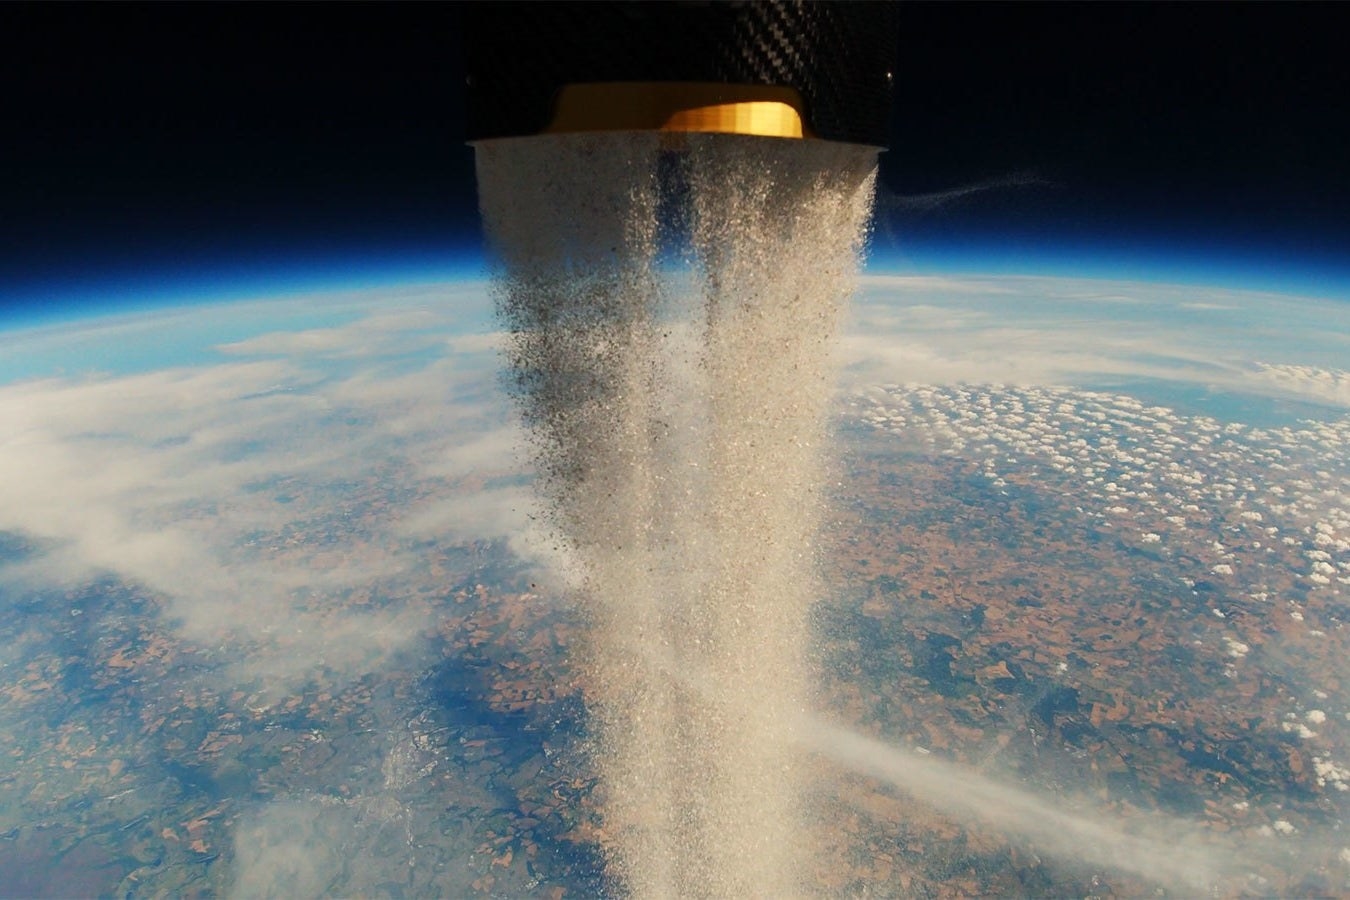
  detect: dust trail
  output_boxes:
[475,132,877,897]
[618,625,1260,895]
[803,717,1240,892]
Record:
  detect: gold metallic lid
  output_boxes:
[544,82,813,140]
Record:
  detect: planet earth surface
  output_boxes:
[2,270,1350,896]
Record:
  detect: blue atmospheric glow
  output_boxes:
[4,224,1348,386]
[0,303,363,386]
[867,231,1350,303]
[0,266,497,386]
[0,278,498,386]
[0,241,488,336]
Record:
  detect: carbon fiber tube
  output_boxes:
[463,1,897,147]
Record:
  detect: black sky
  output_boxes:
[2,2,1348,312]
[884,3,1349,277]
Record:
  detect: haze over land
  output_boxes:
[2,271,1350,893]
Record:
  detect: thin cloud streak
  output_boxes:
[877,170,1055,216]
[805,717,1258,892]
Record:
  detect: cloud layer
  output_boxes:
[843,274,1350,410]
[0,284,518,691]
[3,271,1348,894]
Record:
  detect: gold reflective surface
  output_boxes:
[545,82,813,139]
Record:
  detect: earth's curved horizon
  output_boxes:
[2,268,1349,896]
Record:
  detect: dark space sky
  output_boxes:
[882,2,1349,289]
[2,2,1347,318]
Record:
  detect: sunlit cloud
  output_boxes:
[843,275,1350,405]
[0,296,518,693]
[217,309,450,358]
[1251,363,1350,408]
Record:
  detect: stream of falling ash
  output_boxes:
[475,132,877,898]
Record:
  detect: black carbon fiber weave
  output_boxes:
[463,1,897,147]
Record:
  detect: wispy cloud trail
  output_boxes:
[803,717,1242,892]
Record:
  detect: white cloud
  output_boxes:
[843,274,1350,403]
[0,296,520,693]
[1250,363,1350,408]
[217,309,450,358]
